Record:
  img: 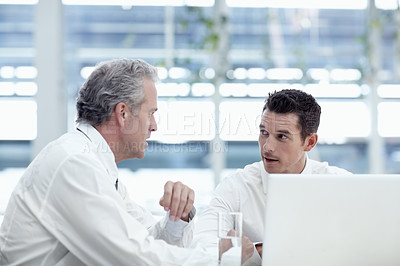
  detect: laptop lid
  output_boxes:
[262,174,400,266]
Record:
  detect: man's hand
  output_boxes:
[255,242,263,258]
[219,230,255,264]
[241,233,254,264]
[159,181,194,222]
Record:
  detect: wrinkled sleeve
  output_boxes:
[243,248,262,266]
[191,176,238,252]
[119,182,195,247]
[191,175,262,266]
[39,155,212,266]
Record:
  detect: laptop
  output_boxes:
[262,174,400,266]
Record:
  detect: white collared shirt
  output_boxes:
[192,158,352,266]
[0,123,211,266]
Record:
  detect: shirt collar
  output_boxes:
[261,162,269,194]
[300,154,312,174]
[261,154,310,194]
[76,122,119,182]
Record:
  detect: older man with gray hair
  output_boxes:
[0,59,213,265]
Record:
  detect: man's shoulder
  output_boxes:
[33,131,97,169]
[307,159,352,175]
[242,161,264,176]
[214,161,263,202]
[221,161,263,185]
[45,131,89,156]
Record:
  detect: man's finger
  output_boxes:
[160,181,174,211]
[168,181,182,220]
[175,188,188,220]
[182,189,194,218]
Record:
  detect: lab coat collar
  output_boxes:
[76,122,119,183]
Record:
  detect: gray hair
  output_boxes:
[76,58,158,125]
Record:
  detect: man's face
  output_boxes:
[121,77,158,160]
[258,110,314,174]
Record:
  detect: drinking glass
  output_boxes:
[218,212,242,266]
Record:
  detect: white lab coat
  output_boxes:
[0,123,212,266]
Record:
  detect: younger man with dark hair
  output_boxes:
[192,89,351,265]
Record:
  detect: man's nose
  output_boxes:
[263,137,274,153]
[150,115,157,132]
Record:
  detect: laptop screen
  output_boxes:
[262,174,400,266]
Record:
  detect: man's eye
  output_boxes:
[260,130,268,135]
[279,134,288,139]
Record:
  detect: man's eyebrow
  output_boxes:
[259,124,292,135]
[277,129,292,135]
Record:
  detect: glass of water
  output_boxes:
[218,212,242,266]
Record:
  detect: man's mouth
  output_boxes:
[264,156,279,162]
[144,137,150,148]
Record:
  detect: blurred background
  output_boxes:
[1,0,400,218]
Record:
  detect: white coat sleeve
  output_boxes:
[191,175,262,266]
[191,178,237,251]
[39,155,212,266]
[118,182,195,247]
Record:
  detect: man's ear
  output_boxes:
[114,102,128,126]
[304,133,318,152]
